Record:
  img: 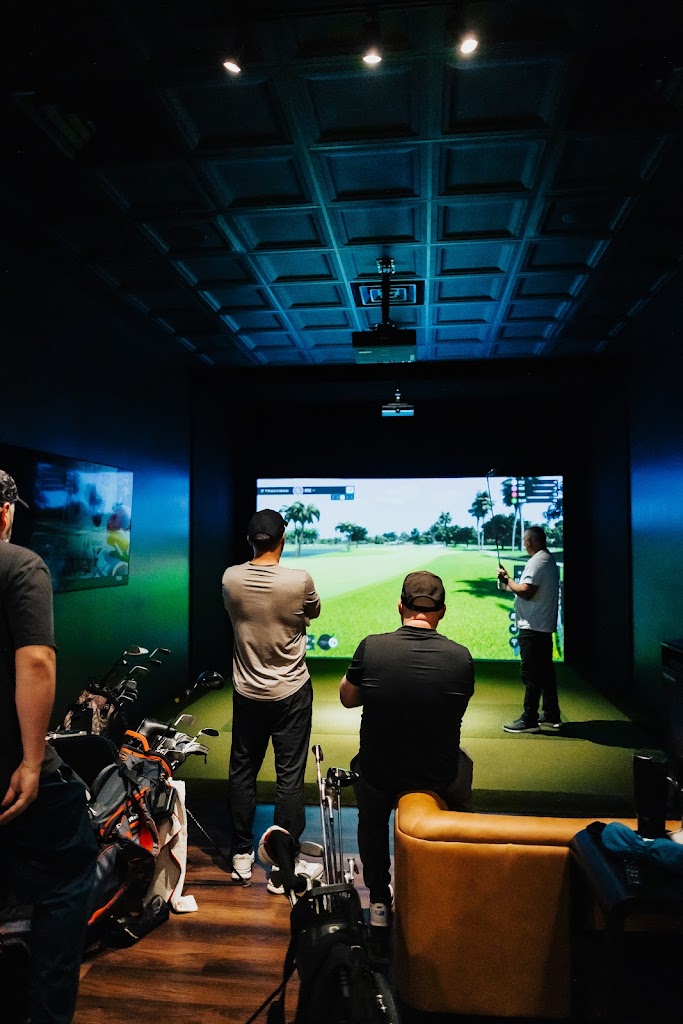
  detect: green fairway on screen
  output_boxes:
[257,476,564,662]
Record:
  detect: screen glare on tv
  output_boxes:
[256,476,564,662]
[1,444,134,594]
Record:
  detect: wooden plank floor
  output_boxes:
[74,839,371,1024]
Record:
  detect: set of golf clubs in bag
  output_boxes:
[0,642,225,1014]
[249,744,401,1024]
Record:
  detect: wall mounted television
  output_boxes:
[1,444,134,593]
[256,476,564,662]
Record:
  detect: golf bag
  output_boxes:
[62,685,129,745]
[285,884,397,1024]
[253,747,401,1024]
[60,642,170,747]
[82,733,175,948]
[51,655,224,949]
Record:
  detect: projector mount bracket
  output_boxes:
[375,256,396,329]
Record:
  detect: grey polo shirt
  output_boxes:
[221,561,320,700]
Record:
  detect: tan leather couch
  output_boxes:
[394,792,638,1019]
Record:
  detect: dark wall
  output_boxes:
[191,354,632,693]
[189,365,235,679]
[627,268,683,752]
[1,254,194,719]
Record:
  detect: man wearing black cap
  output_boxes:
[340,570,474,943]
[222,509,322,892]
[0,470,98,1023]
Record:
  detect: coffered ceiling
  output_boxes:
[4,0,682,368]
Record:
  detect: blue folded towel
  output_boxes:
[601,822,683,874]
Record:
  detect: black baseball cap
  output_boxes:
[247,509,287,542]
[0,470,29,509]
[401,571,446,611]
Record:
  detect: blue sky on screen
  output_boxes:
[257,477,560,539]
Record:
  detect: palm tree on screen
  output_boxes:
[279,501,320,556]
[468,492,492,549]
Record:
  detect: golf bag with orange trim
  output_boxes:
[82,731,176,948]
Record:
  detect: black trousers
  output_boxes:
[352,749,473,906]
[519,629,560,722]
[228,679,313,854]
[0,763,98,1024]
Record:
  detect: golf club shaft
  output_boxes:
[313,745,334,883]
[185,806,232,871]
[335,788,344,883]
[485,469,502,566]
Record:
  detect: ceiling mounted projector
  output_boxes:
[352,325,417,364]
[353,257,418,364]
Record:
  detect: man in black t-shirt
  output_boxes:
[0,470,97,1024]
[340,571,474,939]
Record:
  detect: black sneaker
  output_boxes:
[539,715,562,730]
[503,716,540,733]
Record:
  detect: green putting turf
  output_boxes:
[178,658,664,817]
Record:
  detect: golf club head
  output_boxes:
[119,681,138,703]
[326,766,359,789]
[195,670,225,692]
[179,742,209,758]
[148,659,163,668]
[344,856,358,884]
[174,713,195,730]
[311,744,324,764]
[197,728,220,738]
[125,645,149,657]
[299,841,324,858]
[129,665,150,679]
[165,749,187,767]
[149,647,171,659]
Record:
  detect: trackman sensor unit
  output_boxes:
[381,403,414,417]
[381,388,414,417]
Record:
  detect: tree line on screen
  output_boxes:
[280,484,563,556]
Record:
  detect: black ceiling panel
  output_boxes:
[4,0,681,368]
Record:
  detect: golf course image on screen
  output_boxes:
[257,476,564,662]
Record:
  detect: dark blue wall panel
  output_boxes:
[629,270,683,739]
[1,256,193,719]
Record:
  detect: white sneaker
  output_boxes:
[369,901,391,928]
[267,858,324,895]
[231,850,255,881]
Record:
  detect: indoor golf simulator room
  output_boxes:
[2,2,683,1023]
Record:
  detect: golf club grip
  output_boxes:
[312,743,323,762]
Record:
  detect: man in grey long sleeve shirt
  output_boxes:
[222,509,322,892]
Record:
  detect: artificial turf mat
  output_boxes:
[179,658,666,818]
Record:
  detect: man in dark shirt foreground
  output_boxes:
[340,570,474,943]
[0,470,97,1024]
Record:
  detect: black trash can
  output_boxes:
[633,751,669,838]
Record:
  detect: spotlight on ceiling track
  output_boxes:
[362,8,382,66]
[222,21,246,75]
[458,32,479,55]
[448,6,479,57]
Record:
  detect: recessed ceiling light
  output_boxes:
[459,35,479,55]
